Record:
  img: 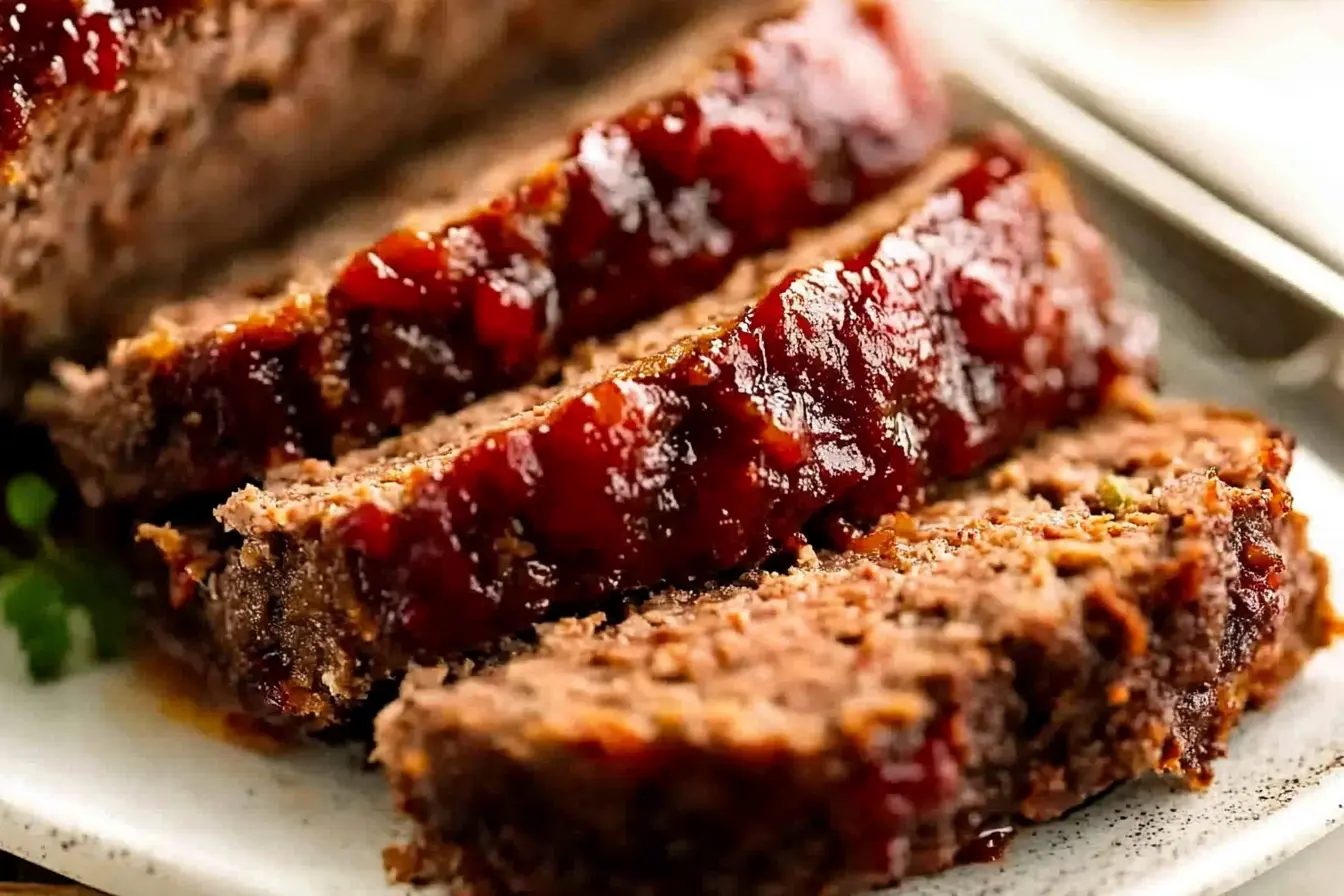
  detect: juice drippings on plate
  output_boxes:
[131,646,295,754]
[956,823,1015,864]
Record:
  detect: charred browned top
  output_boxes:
[44,0,948,508]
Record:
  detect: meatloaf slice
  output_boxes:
[41,0,948,508]
[1,0,716,404]
[373,400,1336,896]
[144,134,1150,731]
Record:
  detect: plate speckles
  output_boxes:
[894,646,1344,896]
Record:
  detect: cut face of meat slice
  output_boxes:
[40,0,949,508]
[145,135,1152,732]
[372,400,1335,895]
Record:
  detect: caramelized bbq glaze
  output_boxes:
[62,0,946,506]
[335,138,1135,659]
[197,137,1149,714]
[0,1,196,159]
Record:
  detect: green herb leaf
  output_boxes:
[1,566,59,628]
[54,550,133,660]
[22,622,71,682]
[1,566,71,681]
[1,472,136,681]
[6,473,58,535]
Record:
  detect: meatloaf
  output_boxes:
[41,0,949,508]
[142,134,1151,731]
[374,399,1336,895]
[0,0,724,405]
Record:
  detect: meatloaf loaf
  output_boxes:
[143,134,1150,731]
[41,0,948,508]
[0,0,721,404]
[374,399,1336,895]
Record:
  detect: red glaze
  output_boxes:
[0,1,195,158]
[335,0,945,450]
[102,0,947,504]
[329,139,1143,659]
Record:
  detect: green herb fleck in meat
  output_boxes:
[1097,474,1138,515]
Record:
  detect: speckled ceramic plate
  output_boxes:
[0,445,1339,896]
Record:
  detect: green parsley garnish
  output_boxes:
[0,473,133,681]
[1097,474,1138,515]
[6,472,57,535]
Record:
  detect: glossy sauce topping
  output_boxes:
[0,2,195,158]
[97,0,946,505]
[956,824,1015,864]
[333,0,942,446]
[330,140,1137,661]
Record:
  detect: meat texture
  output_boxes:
[40,0,948,507]
[145,135,1149,731]
[374,398,1336,895]
[0,0,720,403]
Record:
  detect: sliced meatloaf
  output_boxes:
[143,134,1151,731]
[0,0,723,404]
[41,0,948,507]
[374,399,1336,895]
[23,1,788,393]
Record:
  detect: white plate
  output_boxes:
[0,447,1340,896]
[922,0,1344,273]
